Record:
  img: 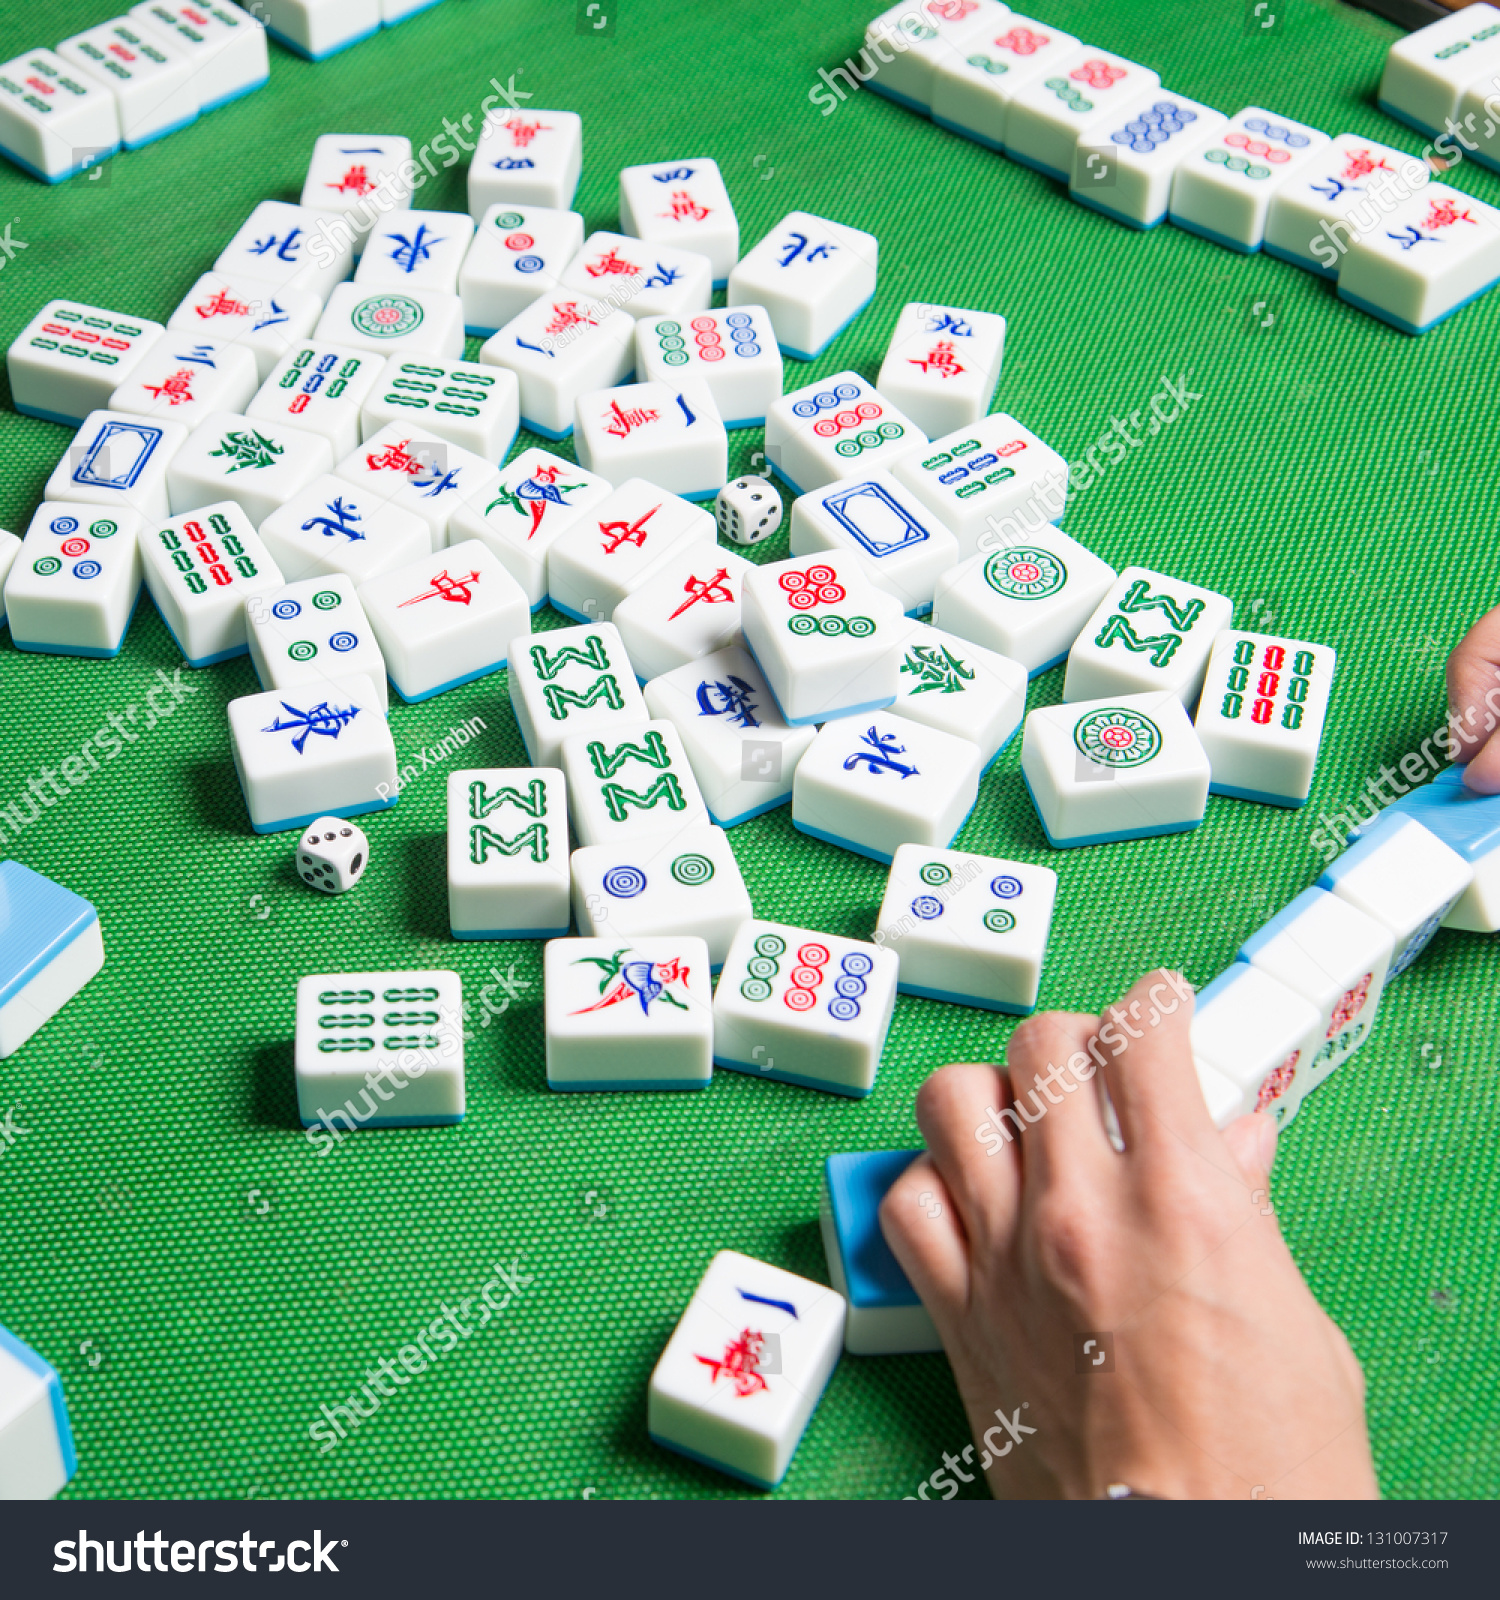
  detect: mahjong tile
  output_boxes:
[929,15,1081,149]
[1190,964,1323,1129]
[7,299,164,426]
[862,0,1010,113]
[359,353,518,462]
[447,766,570,939]
[458,203,584,336]
[1004,46,1161,182]
[0,48,121,183]
[634,307,782,429]
[572,377,726,500]
[618,156,737,285]
[888,619,1026,769]
[354,208,476,295]
[315,282,466,360]
[257,0,380,60]
[727,211,878,360]
[245,340,384,458]
[1377,2,1500,136]
[560,717,709,848]
[557,231,713,322]
[167,410,334,524]
[215,199,354,302]
[259,474,430,587]
[130,0,268,112]
[0,860,104,1062]
[56,18,198,148]
[334,422,499,546]
[875,301,1006,438]
[478,291,635,439]
[764,370,922,497]
[108,336,259,426]
[507,620,649,767]
[1070,90,1228,229]
[298,133,412,244]
[44,410,187,519]
[167,272,322,381]
[4,503,142,658]
[611,544,753,683]
[246,572,388,713]
[468,108,582,214]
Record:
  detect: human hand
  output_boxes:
[1446,605,1500,793]
[879,970,1379,1500]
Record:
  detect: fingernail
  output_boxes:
[1255,1112,1279,1172]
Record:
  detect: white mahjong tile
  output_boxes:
[478,291,635,439]
[0,529,20,629]
[929,15,1081,149]
[1063,565,1233,706]
[643,644,817,828]
[1004,46,1161,182]
[612,545,753,683]
[1377,2,1500,136]
[246,572,388,713]
[634,307,782,429]
[876,301,1006,438]
[727,211,878,360]
[1190,964,1323,1129]
[44,409,186,519]
[648,1250,846,1487]
[4,503,142,658]
[215,199,353,301]
[0,48,121,183]
[257,0,380,60]
[167,410,333,523]
[139,501,283,666]
[359,353,517,461]
[888,620,1026,769]
[764,370,922,497]
[246,341,384,458]
[544,935,714,1090]
[131,0,267,112]
[315,283,466,360]
[334,421,499,546]
[56,17,198,148]
[108,336,259,426]
[618,156,737,284]
[459,203,584,336]
[447,766,570,939]
[167,272,322,381]
[354,208,476,295]
[7,299,163,426]
[712,919,898,1096]
[876,844,1057,1013]
[0,1318,78,1497]
[862,0,1010,113]
[572,377,726,500]
[571,823,752,969]
[298,133,412,243]
[507,621,649,767]
[1070,90,1228,229]
[258,475,431,587]
[560,717,709,848]
[557,230,713,322]
[468,108,582,215]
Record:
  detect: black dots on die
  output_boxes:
[350,853,363,874]
[340,828,352,837]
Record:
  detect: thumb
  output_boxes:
[1220,1110,1278,1185]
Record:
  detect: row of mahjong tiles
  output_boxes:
[2,748,1497,1493]
[855,1,1500,334]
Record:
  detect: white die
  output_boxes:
[932,530,1117,677]
[1317,814,1472,977]
[215,200,353,302]
[558,231,713,322]
[1070,91,1228,229]
[108,336,259,426]
[3,503,142,658]
[1190,964,1323,1129]
[765,370,923,497]
[294,970,463,1137]
[643,644,817,828]
[56,18,199,148]
[315,283,466,360]
[258,475,431,587]
[1004,47,1161,182]
[876,844,1057,1014]
[131,0,268,112]
[572,823,752,969]
[139,501,283,667]
[889,620,1026,770]
[246,341,385,458]
[447,447,612,610]
[716,475,782,545]
[739,552,907,725]
[1337,184,1500,334]
[357,538,529,702]
[229,670,396,833]
[1195,631,1336,806]
[635,308,782,430]
[7,300,163,426]
[545,479,716,624]
[612,546,753,683]
[479,292,635,439]
[299,133,411,242]
[728,211,879,361]
[247,572,388,713]
[876,303,1006,439]
[789,470,960,616]
[1021,691,1211,848]
[618,157,738,284]
[167,273,322,381]
[507,621,648,767]
[1065,566,1233,706]
[1238,886,1393,1097]
[447,767,570,938]
[573,378,727,500]
[167,410,333,523]
[354,209,476,294]
[335,422,499,547]
[649,1250,846,1487]
[1377,2,1500,135]
[712,919,898,1096]
[359,354,517,462]
[459,203,584,336]
[0,48,120,183]
[468,108,582,214]
[296,815,369,893]
[1169,107,1332,252]
[545,936,713,1091]
[929,14,1082,149]
[0,529,21,628]
[561,717,709,849]
[257,0,380,60]
[891,412,1069,561]
[793,710,982,863]
[1263,134,1428,275]
[45,410,186,520]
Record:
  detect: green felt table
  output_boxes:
[1,0,1497,1502]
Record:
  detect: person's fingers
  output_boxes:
[912,1062,1023,1258]
[1446,606,1500,792]
[1220,1111,1279,1185]
[1005,1009,1116,1184]
[1096,969,1221,1163]
[879,1155,971,1320]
